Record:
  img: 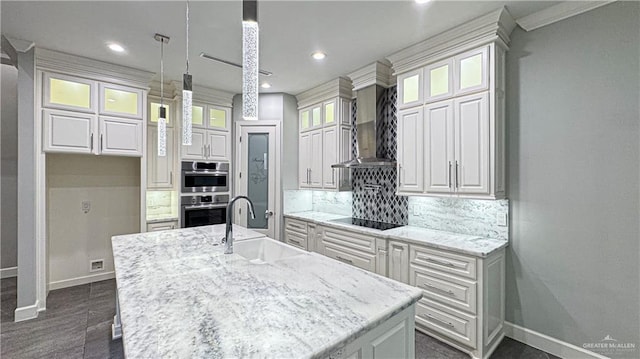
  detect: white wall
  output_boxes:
[1,64,18,270]
[46,154,140,289]
[506,1,639,354]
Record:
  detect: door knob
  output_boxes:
[264,210,274,219]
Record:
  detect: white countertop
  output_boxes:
[112,224,422,358]
[284,211,508,257]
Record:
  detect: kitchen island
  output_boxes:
[111,224,423,358]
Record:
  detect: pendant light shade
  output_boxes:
[154,33,170,157]
[242,0,259,120]
[182,0,193,145]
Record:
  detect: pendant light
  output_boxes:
[182,0,193,145]
[154,33,170,157]
[242,0,258,120]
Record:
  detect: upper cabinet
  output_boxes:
[43,72,96,113]
[296,77,353,191]
[181,102,231,161]
[394,43,507,199]
[41,71,146,158]
[149,101,172,126]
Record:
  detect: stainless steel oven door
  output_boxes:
[181,203,227,228]
[181,171,229,193]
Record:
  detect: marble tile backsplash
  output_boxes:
[409,197,509,241]
[283,190,351,216]
[146,190,179,219]
[283,190,313,214]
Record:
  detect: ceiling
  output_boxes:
[1,1,559,95]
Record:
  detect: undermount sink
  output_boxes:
[233,237,306,263]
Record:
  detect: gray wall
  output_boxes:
[506,1,639,353]
[281,93,298,190]
[1,64,18,270]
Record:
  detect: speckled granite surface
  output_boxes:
[112,225,422,358]
[284,211,507,257]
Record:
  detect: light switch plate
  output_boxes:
[496,213,508,227]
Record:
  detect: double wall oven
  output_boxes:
[180,161,230,228]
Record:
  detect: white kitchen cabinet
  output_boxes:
[43,109,96,154]
[397,69,423,109]
[454,92,489,195]
[397,107,424,193]
[43,72,96,113]
[207,131,229,161]
[99,116,143,157]
[181,128,230,161]
[43,110,142,157]
[296,78,352,192]
[424,100,455,194]
[147,126,175,188]
[100,83,143,119]
[454,46,489,96]
[317,225,387,277]
[182,128,207,159]
[388,241,409,284]
[284,218,309,250]
[148,101,172,127]
[147,220,178,232]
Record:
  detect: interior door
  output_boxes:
[236,122,279,239]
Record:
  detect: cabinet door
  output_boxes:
[147,221,178,232]
[309,129,323,188]
[323,99,337,125]
[454,46,489,96]
[388,241,409,284]
[207,130,230,161]
[208,106,230,131]
[191,103,206,128]
[285,230,308,250]
[149,101,172,126]
[43,109,97,154]
[43,72,96,113]
[307,224,317,253]
[147,126,174,188]
[299,108,311,132]
[454,92,489,195]
[425,59,454,103]
[99,117,143,157]
[181,128,206,160]
[397,69,423,109]
[322,127,337,189]
[311,105,322,128]
[424,100,455,194]
[100,83,143,119]
[397,107,424,192]
[339,126,352,189]
[299,132,311,188]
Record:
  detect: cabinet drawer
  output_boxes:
[411,265,477,314]
[285,218,308,234]
[416,298,477,349]
[324,244,376,273]
[321,226,376,254]
[410,245,476,280]
[285,230,308,251]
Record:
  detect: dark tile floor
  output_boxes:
[1,278,558,359]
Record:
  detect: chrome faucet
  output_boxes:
[224,196,256,254]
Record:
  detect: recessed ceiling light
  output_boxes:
[311,51,326,60]
[107,42,125,53]
[261,82,272,89]
[415,0,431,3]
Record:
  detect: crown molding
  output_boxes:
[6,37,35,53]
[295,77,353,109]
[348,60,396,90]
[35,48,154,89]
[169,80,235,107]
[516,1,615,32]
[387,7,516,75]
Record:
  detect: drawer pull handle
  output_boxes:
[427,257,456,268]
[421,283,455,296]
[422,314,455,328]
[336,256,353,264]
[288,238,302,244]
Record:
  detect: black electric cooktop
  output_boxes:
[330,217,404,231]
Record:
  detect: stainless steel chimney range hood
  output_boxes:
[332,61,397,169]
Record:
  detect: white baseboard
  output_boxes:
[14,301,39,322]
[504,321,609,359]
[0,266,18,279]
[48,271,115,291]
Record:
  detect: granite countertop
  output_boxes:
[284,211,508,258]
[146,216,179,223]
[112,224,422,358]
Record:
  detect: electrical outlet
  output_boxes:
[496,213,508,227]
[90,259,104,272]
[82,200,91,213]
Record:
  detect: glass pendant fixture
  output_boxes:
[242,0,258,120]
[154,33,170,157]
[182,0,193,145]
